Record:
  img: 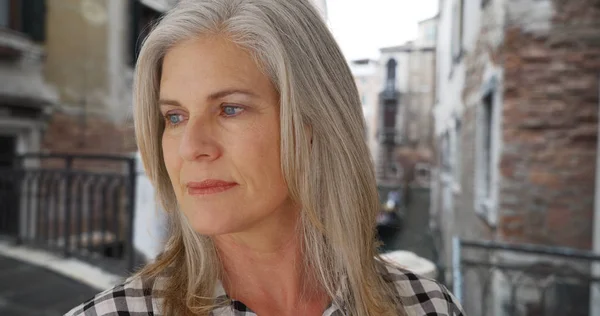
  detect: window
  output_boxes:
[385,58,397,91]
[475,90,497,226]
[0,135,16,167]
[482,94,493,199]
[452,120,462,185]
[426,24,436,42]
[21,0,46,41]
[0,0,9,28]
[450,0,464,62]
[441,132,451,172]
[130,0,162,66]
[0,0,46,42]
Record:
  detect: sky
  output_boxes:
[326,0,439,61]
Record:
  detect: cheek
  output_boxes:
[162,134,182,185]
[239,124,284,187]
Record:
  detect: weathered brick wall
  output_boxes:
[41,111,136,172]
[43,112,135,154]
[455,0,502,239]
[454,106,498,314]
[455,2,505,312]
[499,0,600,249]
[42,0,138,170]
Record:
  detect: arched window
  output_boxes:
[385,58,397,90]
[386,58,397,81]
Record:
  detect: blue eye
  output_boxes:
[222,105,244,117]
[166,114,184,126]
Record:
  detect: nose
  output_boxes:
[179,117,221,162]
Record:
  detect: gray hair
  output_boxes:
[134,0,405,315]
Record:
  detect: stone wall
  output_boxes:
[45,0,110,113]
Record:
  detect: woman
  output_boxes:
[66,0,464,315]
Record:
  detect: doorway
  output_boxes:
[0,135,19,237]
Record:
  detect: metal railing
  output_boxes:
[0,154,137,273]
[453,238,600,316]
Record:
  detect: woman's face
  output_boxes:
[159,36,293,235]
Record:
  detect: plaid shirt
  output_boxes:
[64,263,464,315]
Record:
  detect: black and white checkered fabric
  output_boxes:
[64,263,464,315]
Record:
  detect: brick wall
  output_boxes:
[434,1,600,313]
[499,0,600,249]
[455,0,502,240]
[41,111,136,172]
[43,111,135,154]
[452,3,504,310]
[42,0,138,171]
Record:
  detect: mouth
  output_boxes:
[186,179,238,196]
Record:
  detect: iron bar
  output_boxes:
[53,174,62,249]
[74,175,84,252]
[87,174,97,254]
[100,181,109,256]
[63,156,73,257]
[18,153,134,162]
[460,239,600,262]
[110,179,121,258]
[35,172,43,244]
[126,158,137,270]
[0,153,137,275]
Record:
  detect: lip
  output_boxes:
[186,179,238,196]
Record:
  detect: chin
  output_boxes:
[189,221,238,236]
[183,209,243,236]
[191,225,233,236]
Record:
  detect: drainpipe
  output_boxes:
[591,74,600,316]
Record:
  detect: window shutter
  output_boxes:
[130,0,141,65]
[21,0,46,42]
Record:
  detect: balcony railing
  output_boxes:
[0,154,137,274]
[453,238,600,316]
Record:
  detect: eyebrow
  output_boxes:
[158,89,258,107]
[207,89,258,100]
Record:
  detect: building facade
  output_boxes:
[0,0,176,246]
[432,0,600,314]
[35,0,323,159]
[0,0,178,166]
[0,1,57,164]
[350,59,380,162]
[375,16,438,186]
[41,0,178,157]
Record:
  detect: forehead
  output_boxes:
[159,36,271,97]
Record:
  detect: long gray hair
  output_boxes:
[134,0,404,315]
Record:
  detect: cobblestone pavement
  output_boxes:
[0,255,99,316]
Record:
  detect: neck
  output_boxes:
[213,211,329,314]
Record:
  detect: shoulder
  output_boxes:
[379,261,465,316]
[64,275,161,316]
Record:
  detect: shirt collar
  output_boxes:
[213,280,229,305]
[211,277,348,313]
